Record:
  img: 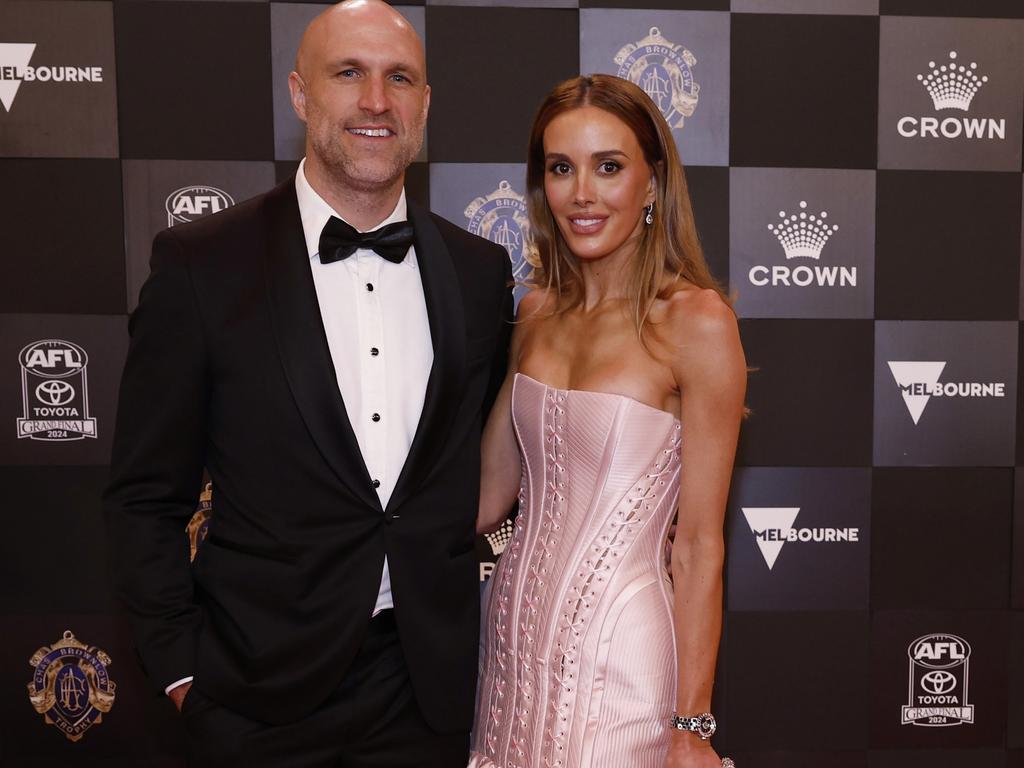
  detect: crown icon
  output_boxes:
[484,517,515,557]
[917,51,987,111]
[766,201,839,260]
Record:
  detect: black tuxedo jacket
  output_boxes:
[104,178,513,729]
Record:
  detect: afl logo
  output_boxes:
[614,27,700,130]
[20,339,86,378]
[166,185,235,228]
[464,180,538,286]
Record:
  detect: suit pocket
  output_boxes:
[205,533,296,564]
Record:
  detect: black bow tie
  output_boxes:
[319,216,414,265]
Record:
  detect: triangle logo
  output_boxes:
[0,43,37,113]
[742,507,800,570]
[887,361,946,425]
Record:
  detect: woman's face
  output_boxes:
[542,105,655,265]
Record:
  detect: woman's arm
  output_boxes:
[667,289,746,764]
[476,289,545,534]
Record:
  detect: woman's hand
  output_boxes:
[665,730,726,768]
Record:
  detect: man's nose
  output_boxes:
[357,75,388,115]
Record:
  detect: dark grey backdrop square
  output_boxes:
[0,160,126,314]
[869,610,1009,749]
[0,0,119,158]
[875,171,1021,321]
[870,468,1012,610]
[121,159,277,310]
[873,321,1017,466]
[727,467,871,611]
[425,6,580,162]
[729,13,879,169]
[0,314,128,466]
[736,319,875,467]
[115,1,274,160]
[730,167,875,319]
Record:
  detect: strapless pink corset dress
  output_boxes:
[470,373,682,768]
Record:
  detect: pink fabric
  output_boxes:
[470,373,682,768]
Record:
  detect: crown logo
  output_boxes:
[766,201,839,260]
[484,517,515,557]
[917,51,987,112]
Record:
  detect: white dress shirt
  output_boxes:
[166,160,433,696]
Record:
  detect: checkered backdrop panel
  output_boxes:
[1,1,1022,765]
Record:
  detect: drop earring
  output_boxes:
[644,203,654,225]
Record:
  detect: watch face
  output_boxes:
[698,714,717,738]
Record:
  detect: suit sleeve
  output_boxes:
[483,249,514,421]
[103,229,209,694]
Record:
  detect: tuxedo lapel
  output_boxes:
[262,179,382,511]
[387,200,466,515]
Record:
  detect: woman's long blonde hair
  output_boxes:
[526,74,729,335]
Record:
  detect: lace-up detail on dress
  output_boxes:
[470,374,682,768]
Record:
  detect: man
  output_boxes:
[104,2,512,765]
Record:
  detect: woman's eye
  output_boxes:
[599,161,621,174]
[549,162,571,175]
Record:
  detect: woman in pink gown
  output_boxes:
[471,75,746,768]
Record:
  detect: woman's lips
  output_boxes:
[567,215,608,235]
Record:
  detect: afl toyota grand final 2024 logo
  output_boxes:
[17,340,97,441]
[615,27,699,130]
[902,633,974,727]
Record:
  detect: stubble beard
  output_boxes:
[309,112,425,195]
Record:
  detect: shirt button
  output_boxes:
[366,283,374,292]
[372,479,381,489]
[371,413,381,422]
[370,347,379,356]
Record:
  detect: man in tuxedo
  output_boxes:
[104,1,512,765]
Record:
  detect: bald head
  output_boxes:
[295,0,425,78]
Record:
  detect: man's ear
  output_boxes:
[288,71,308,123]
[422,83,431,121]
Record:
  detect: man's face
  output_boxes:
[292,13,429,192]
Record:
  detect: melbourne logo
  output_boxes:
[741,507,860,571]
[464,180,537,285]
[27,630,116,742]
[614,27,699,130]
[887,361,1005,425]
[902,633,974,727]
[897,51,1005,141]
[166,186,235,228]
[0,43,105,113]
[17,340,97,441]
[748,200,854,288]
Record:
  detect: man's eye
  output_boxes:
[338,69,358,78]
[389,73,409,83]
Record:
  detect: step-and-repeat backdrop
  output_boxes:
[1,0,1022,765]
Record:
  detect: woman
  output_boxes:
[470,74,745,768]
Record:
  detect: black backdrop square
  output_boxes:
[875,171,1021,321]
[724,611,869,749]
[684,165,729,287]
[0,160,125,314]
[725,752,866,768]
[1011,612,1024,748]
[1015,468,1024,609]
[735,319,874,466]
[425,6,579,162]
[0,467,118,614]
[580,0,727,8]
[871,468,1012,611]
[115,1,274,160]
[868,749,1008,767]
[879,0,1024,18]
[730,14,879,169]
[869,611,1009,748]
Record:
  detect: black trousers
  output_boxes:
[181,612,470,768]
